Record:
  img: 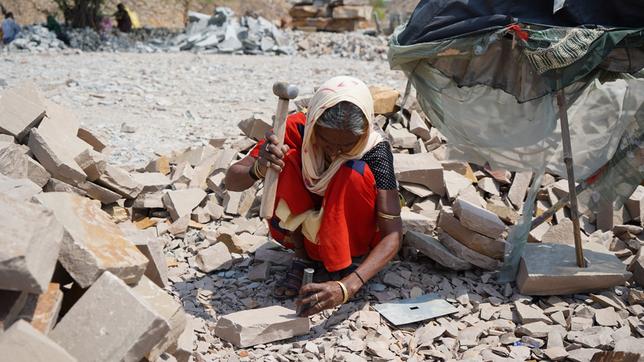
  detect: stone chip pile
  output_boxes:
[290,0,374,32]
[0,81,643,361]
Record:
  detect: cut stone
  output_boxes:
[131,172,171,193]
[332,5,372,19]
[401,208,435,234]
[369,86,399,115]
[626,185,644,225]
[76,180,122,204]
[443,170,472,200]
[145,156,171,175]
[131,276,187,362]
[514,302,551,324]
[486,200,520,225]
[223,187,256,216]
[0,143,29,180]
[517,243,631,296]
[477,177,500,196]
[614,336,644,356]
[0,320,76,362]
[438,232,501,270]
[163,189,207,221]
[73,148,106,181]
[0,194,63,293]
[195,242,233,273]
[130,234,169,288]
[172,145,217,167]
[594,307,619,327]
[508,171,532,210]
[77,127,107,153]
[0,174,41,201]
[438,211,506,260]
[248,262,271,281]
[0,83,46,141]
[387,126,417,149]
[567,348,602,362]
[214,305,310,348]
[189,153,219,190]
[543,347,567,361]
[14,283,63,334]
[567,326,613,349]
[404,231,472,271]
[408,111,431,140]
[96,165,143,199]
[50,272,169,362]
[394,153,445,196]
[541,218,586,245]
[28,128,87,184]
[25,157,51,187]
[133,192,165,209]
[238,116,272,141]
[35,192,148,288]
[516,321,565,338]
[453,198,506,239]
[206,171,225,196]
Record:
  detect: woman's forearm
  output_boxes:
[224,157,258,192]
[342,231,401,296]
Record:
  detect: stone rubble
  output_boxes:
[0,80,642,362]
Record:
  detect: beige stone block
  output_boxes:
[438,211,506,260]
[196,242,233,273]
[50,272,169,362]
[77,127,108,153]
[97,165,143,199]
[387,125,417,149]
[238,116,272,141]
[130,233,169,289]
[0,320,76,362]
[394,153,445,196]
[0,174,41,201]
[408,111,431,141]
[25,157,51,187]
[73,149,106,182]
[332,5,372,20]
[0,83,46,141]
[626,185,644,225]
[369,86,399,115]
[145,156,171,175]
[132,172,172,193]
[453,198,506,239]
[76,180,122,204]
[28,128,87,185]
[443,170,473,200]
[508,171,532,210]
[438,232,501,270]
[404,230,471,271]
[35,192,148,288]
[163,189,207,221]
[214,306,309,348]
[0,194,63,293]
[401,208,436,234]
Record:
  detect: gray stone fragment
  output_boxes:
[0,320,76,362]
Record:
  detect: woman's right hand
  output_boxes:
[257,131,290,173]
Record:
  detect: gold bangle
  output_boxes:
[377,211,401,220]
[254,159,266,179]
[335,281,349,304]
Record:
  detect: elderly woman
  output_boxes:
[225,76,402,316]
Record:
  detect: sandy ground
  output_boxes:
[1,52,406,165]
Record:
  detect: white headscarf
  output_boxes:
[301,76,383,195]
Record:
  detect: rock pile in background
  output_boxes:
[290,0,374,32]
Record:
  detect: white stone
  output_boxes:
[163,189,207,221]
[196,242,233,273]
[0,320,76,362]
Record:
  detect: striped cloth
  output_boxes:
[524,28,604,74]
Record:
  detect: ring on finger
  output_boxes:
[265,143,270,152]
[314,293,319,304]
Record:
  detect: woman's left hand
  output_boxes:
[296,282,344,317]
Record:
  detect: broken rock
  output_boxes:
[438,211,506,260]
[438,232,500,270]
[394,153,445,196]
[96,165,143,199]
[214,305,309,348]
[0,83,46,141]
[196,242,233,273]
[404,231,471,271]
[0,194,63,293]
[36,192,148,288]
[453,198,506,239]
[163,189,207,221]
[0,320,76,362]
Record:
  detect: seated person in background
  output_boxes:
[114,3,132,33]
[225,76,402,316]
[2,12,20,45]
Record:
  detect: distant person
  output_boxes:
[45,14,70,46]
[114,3,132,33]
[2,12,20,44]
[99,16,113,38]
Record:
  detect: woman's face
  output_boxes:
[314,125,362,160]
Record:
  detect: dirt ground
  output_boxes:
[1,52,406,165]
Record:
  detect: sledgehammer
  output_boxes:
[260,82,299,219]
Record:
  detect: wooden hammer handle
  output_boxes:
[259,98,290,219]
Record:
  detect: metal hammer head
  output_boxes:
[273,82,299,100]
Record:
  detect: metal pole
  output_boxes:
[556,90,586,268]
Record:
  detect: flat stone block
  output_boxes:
[214,305,309,348]
[96,165,143,199]
[0,320,76,362]
[438,211,506,260]
[163,189,207,221]
[36,192,148,288]
[517,243,632,296]
[438,232,501,270]
[404,231,471,271]
[0,194,63,293]
[196,242,233,273]
[394,153,445,196]
[0,83,46,141]
[50,272,169,362]
[453,198,506,239]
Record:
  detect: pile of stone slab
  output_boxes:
[171,8,294,55]
[289,0,374,32]
[0,83,192,361]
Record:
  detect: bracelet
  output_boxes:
[335,281,349,304]
[353,271,366,286]
[377,210,401,220]
[249,161,259,181]
[252,158,266,179]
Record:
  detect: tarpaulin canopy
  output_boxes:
[388,0,644,281]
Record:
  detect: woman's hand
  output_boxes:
[258,131,290,173]
[296,282,345,317]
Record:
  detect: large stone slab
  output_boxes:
[508,171,532,210]
[369,86,399,115]
[0,174,41,201]
[23,283,64,334]
[453,198,506,239]
[517,243,631,295]
[163,189,207,221]
[404,231,471,271]
[0,194,63,293]
[196,242,233,273]
[77,127,108,153]
[96,165,143,199]
[238,116,272,141]
[443,170,472,200]
[214,306,310,348]
[28,128,87,185]
[131,172,172,193]
[626,185,644,225]
[73,149,106,182]
[394,153,445,196]
[401,208,436,234]
[0,320,76,362]
[438,232,501,270]
[35,192,148,288]
[438,211,506,260]
[131,276,187,362]
[50,272,169,362]
[129,233,169,288]
[408,111,431,140]
[0,83,46,141]
[75,180,122,204]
